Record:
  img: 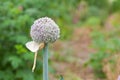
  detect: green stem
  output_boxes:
[43,43,48,80]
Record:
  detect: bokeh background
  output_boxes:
[0,0,120,80]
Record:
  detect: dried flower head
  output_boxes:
[30,17,60,44]
[26,17,60,72]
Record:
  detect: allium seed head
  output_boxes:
[30,17,60,44]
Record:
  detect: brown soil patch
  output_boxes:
[50,27,96,80]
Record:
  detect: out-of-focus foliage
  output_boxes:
[0,0,79,80]
[87,13,120,79]
[112,0,120,12]
[1,0,120,80]
[85,0,109,9]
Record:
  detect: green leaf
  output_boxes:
[60,75,64,80]
[8,56,22,69]
[11,35,29,44]
[15,44,27,54]
[16,70,35,80]
[22,52,34,60]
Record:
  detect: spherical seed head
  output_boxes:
[30,17,60,44]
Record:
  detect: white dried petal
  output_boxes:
[25,41,40,52]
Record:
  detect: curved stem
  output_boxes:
[32,51,38,72]
[43,43,48,80]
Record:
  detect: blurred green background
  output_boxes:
[0,0,120,80]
